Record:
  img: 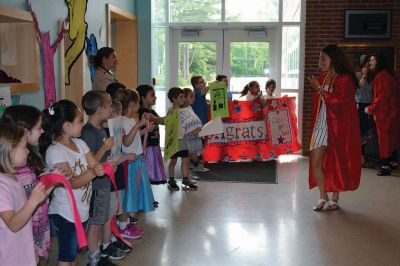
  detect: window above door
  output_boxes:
[155,0,300,23]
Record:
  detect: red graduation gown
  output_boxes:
[367,70,400,158]
[309,73,361,192]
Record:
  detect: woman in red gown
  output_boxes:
[365,53,400,175]
[308,44,361,211]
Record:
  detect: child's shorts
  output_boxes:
[88,188,113,225]
[49,214,88,262]
[171,135,189,159]
[187,134,203,154]
[171,150,189,159]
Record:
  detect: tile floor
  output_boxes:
[47,155,400,266]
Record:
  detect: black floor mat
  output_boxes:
[169,160,277,184]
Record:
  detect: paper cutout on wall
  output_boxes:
[64,0,88,85]
[85,33,98,81]
[28,1,64,108]
[0,86,12,116]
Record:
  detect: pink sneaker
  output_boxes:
[128,224,144,237]
[119,224,144,239]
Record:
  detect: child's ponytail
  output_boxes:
[39,100,79,160]
[240,84,250,97]
[39,107,54,160]
[240,81,258,97]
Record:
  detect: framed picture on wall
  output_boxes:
[345,10,391,39]
[338,44,396,71]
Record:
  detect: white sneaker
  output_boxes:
[192,164,210,172]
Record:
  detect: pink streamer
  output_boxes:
[103,164,133,248]
[39,164,134,250]
[39,173,88,249]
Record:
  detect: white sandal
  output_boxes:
[327,200,340,211]
[313,199,327,211]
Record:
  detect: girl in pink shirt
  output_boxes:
[2,105,51,260]
[0,123,47,266]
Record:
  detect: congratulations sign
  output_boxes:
[203,97,301,162]
[207,121,266,143]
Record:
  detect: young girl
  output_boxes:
[39,100,104,266]
[240,81,263,101]
[106,100,143,241]
[265,79,277,99]
[137,85,167,186]
[0,123,47,266]
[1,105,51,260]
[116,89,156,217]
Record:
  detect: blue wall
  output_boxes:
[136,0,152,85]
[0,0,136,108]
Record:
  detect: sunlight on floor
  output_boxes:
[278,154,302,163]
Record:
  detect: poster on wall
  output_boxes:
[108,116,123,160]
[0,86,12,116]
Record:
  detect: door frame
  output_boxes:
[107,4,137,89]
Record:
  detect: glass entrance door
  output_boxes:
[170,28,277,98]
[222,29,276,99]
[169,29,223,88]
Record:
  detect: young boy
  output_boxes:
[81,91,125,265]
[191,75,209,125]
[167,87,198,190]
[183,88,204,178]
[190,76,210,172]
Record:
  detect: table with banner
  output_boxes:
[203,97,301,162]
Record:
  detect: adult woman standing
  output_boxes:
[308,44,361,211]
[92,47,119,91]
[365,53,400,176]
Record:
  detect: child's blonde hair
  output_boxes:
[115,89,139,115]
[0,123,26,174]
[112,100,122,115]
